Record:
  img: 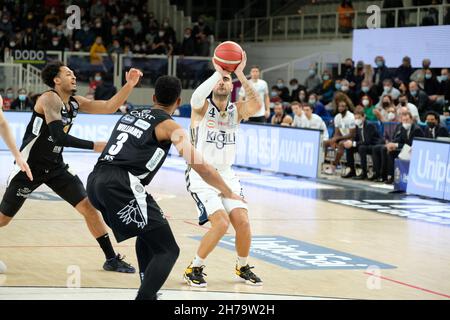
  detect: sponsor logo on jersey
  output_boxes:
[206,120,215,128]
[121,115,136,124]
[116,199,147,229]
[130,109,156,120]
[53,146,63,153]
[146,148,165,171]
[135,119,151,131]
[206,130,236,149]
[48,136,54,142]
[16,187,32,198]
[32,117,43,136]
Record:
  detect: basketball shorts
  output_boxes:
[87,165,168,242]
[0,162,87,217]
[186,166,247,225]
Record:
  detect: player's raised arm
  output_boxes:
[75,68,143,114]
[190,60,229,114]
[156,119,243,201]
[0,97,33,181]
[234,52,262,121]
[40,92,104,152]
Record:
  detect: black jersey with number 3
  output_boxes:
[96,108,173,185]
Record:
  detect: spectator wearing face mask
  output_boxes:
[342,106,383,179]
[108,39,123,55]
[320,70,335,106]
[162,18,177,45]
[289,79,306,102]
[181,27,195,56]
[309,93,332,124]
[340,58,356,85]
[408,81,430,117]
[394,56,413,85]
[397,94,420,123]
[410,58,431,90]
[269,86,282,110]
[305,66,322,93]
[373,56,391,88]
[424,111,449,139]
[275,79,290,102]
[323,96,356,175]
[94,75,118,100]
[360,95,377,121]
[379,78,401,102]
[297,102,329,140]
[437,68,450,108]
[339,79,358,106]
[11,88,33,111]
[374,95,396,123]
[353,60,365,91]
[383,112,424,184]
[358,80,379,105]
[2,88,14,110]
[424,69,439,96]
[271,102,293,126]
[152,28,174,55]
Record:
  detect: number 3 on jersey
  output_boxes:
[108,133,129,156]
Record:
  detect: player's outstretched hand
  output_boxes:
[220,191,247,203]
[234,50,247,75]
[125,68,143,87]
[93,141,107,153]
[15,156,33,181]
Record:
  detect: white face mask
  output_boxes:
[355,119,363,128]
[341,85,349,92]
[402,123,412,130]
[309,99,316,105]
[387,112,396,121]
[384,86,391,92]
[362,99,369,107]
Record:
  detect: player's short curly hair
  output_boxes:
[154,76,182,107]
[41,61,66,88]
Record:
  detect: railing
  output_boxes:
[23,64,46,95]
[215,3,450,42]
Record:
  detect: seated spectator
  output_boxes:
[374,95,396,122]
[397,94,420,122]
[305,65,322,94]
[152,28,174,55]
[354,60,365,91]
[291,101,305,127]
[437,68,450,112]
[372,111,424,184]
[289,78,306,102]
[360,94,377,121]
[339,79,358,105]
[309,93,333,124]
[323,98,356,175]
[340,58,355,85]
[271,102,292,126]
[11,88,33,111]
[337,0,355,34]
[410,58,431,90]
[342,106,383,179]
[319,70,335,105]
[275,79,290,102]
[297,89,308,104]
[423,111,449,139]
[408,81,430,118]
[181,27,195,56]
[398,80,409,96]
[358,79,379,105]
[90,36,107,64]
[298,102,329,140]
[2,88,14,110]
[379,78,401,102]
[424,69,440,97]
[270,86,282,110]
[394,56,413,85]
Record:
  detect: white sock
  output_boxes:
[192,254,205,268]
[237,256,248,268]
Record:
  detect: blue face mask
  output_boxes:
[335,83,342,90]
[425,74,432,80]
[271,91,277,97]
[19,94,26,101]
[361,86,369,93]
[441,75,448,82]
[410,90,417,97]
[376,61,383,67]
[6,93,13,99]
[309,69,315,76]
[323,75,329,81]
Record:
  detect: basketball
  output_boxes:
[0,260,7,274]
[213,41,243,72]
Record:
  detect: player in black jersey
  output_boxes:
[0,61,143,273]
[87,75,244,300]
[0,96,32,181]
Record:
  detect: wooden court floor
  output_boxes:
[1,153,450,300]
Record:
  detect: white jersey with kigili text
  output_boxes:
[190,98,239,172]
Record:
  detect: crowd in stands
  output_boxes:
[244,57,450,184]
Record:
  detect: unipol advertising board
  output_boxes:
[2,112,322,179]
[407,139,450,200]
[353,26,450,68]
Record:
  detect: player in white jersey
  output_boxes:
[299,103,329,140]
[184,52,263,287]
[238,65,270,123]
